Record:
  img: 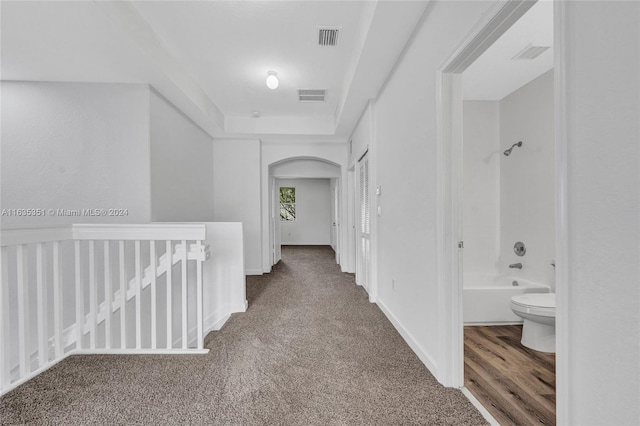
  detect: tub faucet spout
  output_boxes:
[509,263,522,269]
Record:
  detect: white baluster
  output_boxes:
[150,240,157,350]
[135,240,141,349]
[0,247,9,388]
[16,244,30,376]
[119,240,126,349]
[75,240,83,350]
[181,240,187,349]
[104,241,111,350]
[166,240,172,349]
[36,243,47,367]
[89,240,96,350]
[53,241,63,358]
[196,241,203,350]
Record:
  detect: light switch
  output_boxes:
[376,185,382,196]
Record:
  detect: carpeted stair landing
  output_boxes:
[0,245,487,425]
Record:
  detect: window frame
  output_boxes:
[279,186,297,222]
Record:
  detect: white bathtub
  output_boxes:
[463,274,550,325]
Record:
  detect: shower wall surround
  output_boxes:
[463,69,555,289]
[499,69,554,287]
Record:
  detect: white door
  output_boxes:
[272,178,282,264]
[333,182,340,264]
[356,152,370,289]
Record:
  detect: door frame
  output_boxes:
[435,2,568,423]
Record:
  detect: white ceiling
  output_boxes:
[463,0,553,101]
[1,1,429,141]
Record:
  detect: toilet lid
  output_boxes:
[511,292,555,309]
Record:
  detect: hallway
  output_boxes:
[0,246,486,425]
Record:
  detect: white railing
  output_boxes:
[0,223,210,395]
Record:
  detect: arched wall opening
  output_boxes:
[263,153,346,271]
[269,157,342,265]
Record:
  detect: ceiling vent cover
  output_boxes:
[318,28,339,46]
[298,89,326,102]
[512,44,550,60]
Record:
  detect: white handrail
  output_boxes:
[1,223,206,246]
[0,223,211,396]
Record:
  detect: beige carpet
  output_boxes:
[0,245,487,425]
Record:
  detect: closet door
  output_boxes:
[357,152,370,289]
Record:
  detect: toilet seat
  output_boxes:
[511,293,555,317]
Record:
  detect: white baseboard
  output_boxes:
[2,352,73,397]
[245,268,264,275]
[376,298,439,377]
[464,321,523,326]
[461,387,500,425]
[228,300,248,313]
[76,349,209,355]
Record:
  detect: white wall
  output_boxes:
[349,102,372,166]
[561,2,639,424]
[362,1,493,374]
[462,101,500,276]
[203,222,247,331]
[279,179,331,246]
[1,81,151,227]
[212,139,262,275]
[499,70,555,287]
[150,90,214,222]
[271,159,340,178]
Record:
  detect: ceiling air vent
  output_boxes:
[512,44,550,60]
[298,89,326,102]
[318,28,339,47]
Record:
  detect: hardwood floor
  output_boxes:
[464,325,556,426]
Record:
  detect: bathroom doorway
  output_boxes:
[436,0,560,424]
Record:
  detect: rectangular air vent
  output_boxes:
[318,28,339,46]
[512,44,550,60]
[298,89,326,102]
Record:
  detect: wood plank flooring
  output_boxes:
[464,325,556,426]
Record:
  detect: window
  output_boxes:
[280,187,296,221]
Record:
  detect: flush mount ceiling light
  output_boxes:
[266,71,279,90]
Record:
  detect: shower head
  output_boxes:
[503,141,523,156]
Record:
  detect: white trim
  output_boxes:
[245,268,264,276]
[553,1,569,424]
[1,353,74,396]
[76,349,209,355]
[72,223,206,241]
[435,0,540,389]
[461,387,500,426]
[376,299,438,376]
[1,227,72,246]
[368,100,378,303]
[1,224,208,246]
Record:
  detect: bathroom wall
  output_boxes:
[462,101,501,276]
[499,70,554,288]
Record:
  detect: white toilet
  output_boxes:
[510,292,556,353]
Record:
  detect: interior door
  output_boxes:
[357,152,370,289]
[273,178,282,264]
[333,182,340,263]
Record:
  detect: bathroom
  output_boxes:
[460,1,556,424]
